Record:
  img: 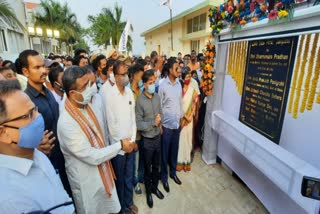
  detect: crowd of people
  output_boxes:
[0,48,208,214]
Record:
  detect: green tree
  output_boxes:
[34,0,81,44]
[0,0,25,30]
[87,4,133,52]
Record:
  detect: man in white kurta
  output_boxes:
[57,66,133,214]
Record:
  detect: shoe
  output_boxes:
[170,175,182,185]
[129,204,138,214]
[163,182,170,192]
[152,188,164,199]
[134,183,142,194]
[146,193,153,208]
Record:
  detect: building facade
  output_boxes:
[0,0,30,61]
[141,0,223,56]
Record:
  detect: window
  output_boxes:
[199,13,207,31]
[7,30,24,53]
[191,40,200,53]
[187,19,192,34]
[187,13,207,34]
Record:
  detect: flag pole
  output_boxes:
[170,8,173,51]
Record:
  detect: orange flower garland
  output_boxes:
[201,41,216,96]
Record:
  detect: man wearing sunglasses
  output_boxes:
[19,50,72,197]
[0,80,74,213]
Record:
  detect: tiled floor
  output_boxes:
[133,152,269,214]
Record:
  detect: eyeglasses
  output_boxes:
[1,106,38,129]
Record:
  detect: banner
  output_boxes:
[118,21,131,52]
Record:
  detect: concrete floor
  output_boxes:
[133,152,269,214]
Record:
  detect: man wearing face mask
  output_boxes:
[58,66,133,214]
[136,70,164,208]
[0,80,74,214]
[105,60,139,214]
[48,65,64,105]
[21,50,72,197]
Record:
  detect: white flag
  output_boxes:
[118,21,131,52]
[160,0,172,9]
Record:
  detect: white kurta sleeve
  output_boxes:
[58,120,121,166]
[131,93,137,142]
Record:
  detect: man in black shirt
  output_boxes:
[18,50,72,197]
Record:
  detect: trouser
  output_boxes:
[133,139,144,186]
[112,153,134,210]
[143,135,161,194]
[161,126,180,183]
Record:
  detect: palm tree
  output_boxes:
[34,0,81,44]
[0,0,24,30]
[87,4,133,52]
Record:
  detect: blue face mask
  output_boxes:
[147,84,156,94]
[17,114,45,149]
[138,80,143,88]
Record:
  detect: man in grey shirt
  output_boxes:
[136,70,164,208]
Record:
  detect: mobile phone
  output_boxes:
[301,176,320,200]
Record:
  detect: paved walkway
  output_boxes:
[133,152,268,214]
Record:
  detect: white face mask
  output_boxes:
[109,73,115,84]
[73,81,92,105]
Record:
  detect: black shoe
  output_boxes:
[146,193,153,208]
[163,182,170,192]
[170,175,182,185]
[152,188,164,199]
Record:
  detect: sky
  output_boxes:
[31,0,204,55]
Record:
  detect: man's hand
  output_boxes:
[132,142,138,152]
[121,138,134,153]
[155,114,161,127]
[37,130,55,155]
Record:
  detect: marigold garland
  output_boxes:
[288,35,305,113]
[201,41,216,96]
[307,45,320,109]
[293,34,311,119]
[226,41,248,95]
[300,33,319,112]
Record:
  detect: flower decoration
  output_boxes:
[209,0,297,36]
[278,10,289,18]
[201,41,216,96]
[268,10,278,20]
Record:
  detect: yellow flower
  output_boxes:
[221,11,225,18]
[278,10,288,18]
[218,21,222,26]
[234,10,239,17]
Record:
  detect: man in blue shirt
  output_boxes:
[18,50,72,197]
[158,57,183,192]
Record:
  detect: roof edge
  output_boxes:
[141,0,214,37]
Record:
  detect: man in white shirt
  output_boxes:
[0,80,74,214]
[105,60,139,214]
[58,66,134,214]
